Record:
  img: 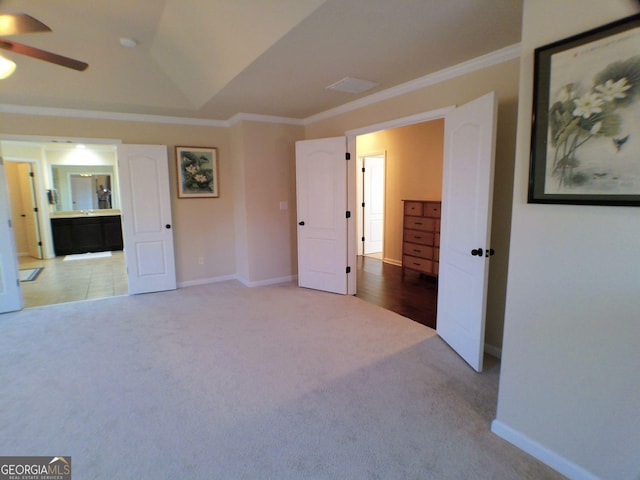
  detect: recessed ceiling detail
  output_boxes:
[326,77,379,94]
[149,0,326,109]
[0,0,524,120]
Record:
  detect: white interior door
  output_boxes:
[296,137,348,295]
[363,155,385,255]
[436,91,498,372]
[0,158,23,313]
[118,144,176,295]
[18,163,42,259]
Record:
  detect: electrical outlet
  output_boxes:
[197,256,205,265]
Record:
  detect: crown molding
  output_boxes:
[0,104,229,127]
[0,43,520,128]
[304,43,521,125]
[227,112,304,126]
[345,106,455,137]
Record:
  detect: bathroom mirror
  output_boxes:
[51,165,116,212]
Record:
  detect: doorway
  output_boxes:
[5,161,43,260]
[353,120,445,328]
[1,140,128,308]
[1,139,178,313]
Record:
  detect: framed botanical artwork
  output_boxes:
[528,14,640,206]
[175,146,219,198]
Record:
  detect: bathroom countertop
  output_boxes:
[51,209,122,219]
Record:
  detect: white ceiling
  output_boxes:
[0,0,523,121]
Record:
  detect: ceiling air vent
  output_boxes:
[326,77,379,94]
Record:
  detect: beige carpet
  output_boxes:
[0,281,564,479]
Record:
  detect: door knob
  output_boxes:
[471,248,483,256]
[165,224,171,229]
[298,221,305,226]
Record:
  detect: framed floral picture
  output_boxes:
[528,14,640,205]
[175,146,219,198]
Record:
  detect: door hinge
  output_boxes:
[7,219,12,228]
[362,167,365,173]
[361,202,365,207]
[346,266,351,274]
[345,152,351,160]
[29,171,34,177]
[361,236,365,242]
[346,211,351,218]
[38,241,42,246]
[17,278,20,287]
[33,207,38,212]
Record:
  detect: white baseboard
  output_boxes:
[177,274,237,288]
[491,420,600,480]
[236,275,297,288]
[179,274,297,289]
[484,343,502,359]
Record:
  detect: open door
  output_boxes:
[17,163,43,259]
[437,92,498,372]
[0,157,23,313]
[295,137,349,295]
[118,145,176,295]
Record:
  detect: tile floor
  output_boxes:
[18,251,128,308]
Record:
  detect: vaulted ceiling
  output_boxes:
[0,0,523,121]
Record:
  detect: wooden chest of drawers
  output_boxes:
[402,200,441,277]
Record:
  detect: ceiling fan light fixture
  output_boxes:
[0,54,16,79]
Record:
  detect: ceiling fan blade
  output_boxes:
[0,39,88,71]
[0,14,51,36]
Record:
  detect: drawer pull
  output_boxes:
[413,249,421,253]
[414,221,423,225]
[413,263,421,266]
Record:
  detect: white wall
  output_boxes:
[494,2,640,479]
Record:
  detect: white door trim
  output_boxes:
[345,107,455,137]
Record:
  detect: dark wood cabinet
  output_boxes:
[51,215,123,256]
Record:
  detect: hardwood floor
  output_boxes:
[356,255,438,329]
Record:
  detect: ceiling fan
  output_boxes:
[0,12,88,77]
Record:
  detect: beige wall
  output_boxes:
[356,121,444,265]
[495,2,640,479]
[232,121,303,284]
[307,59,520,350]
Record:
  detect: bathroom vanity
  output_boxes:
[50,211,123,256]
